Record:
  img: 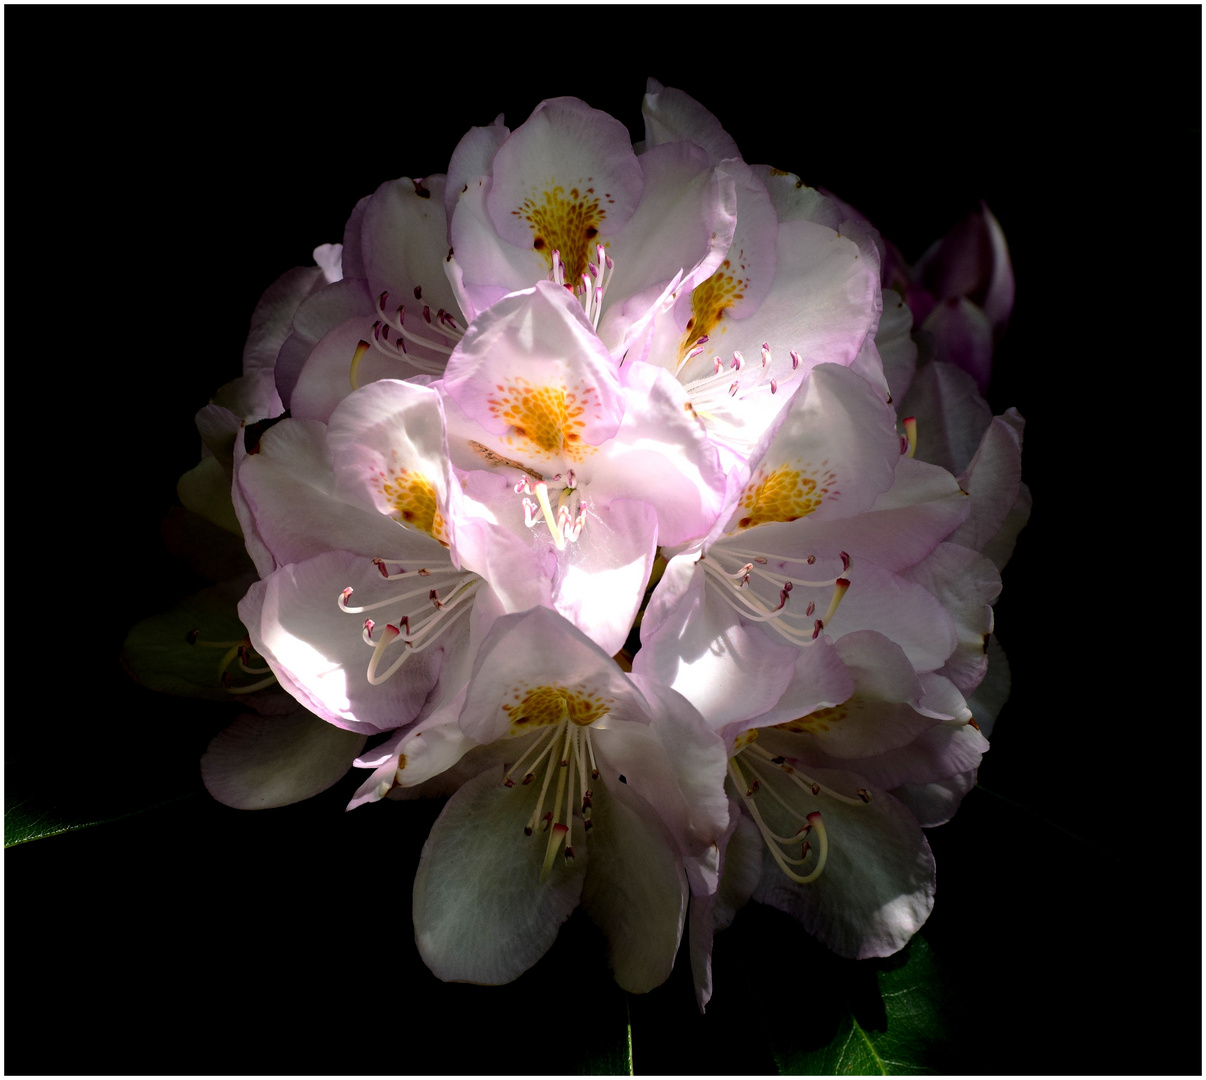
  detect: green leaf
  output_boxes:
[772,935,952,1075]
[5,779,195,848]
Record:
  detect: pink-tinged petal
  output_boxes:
[875,288,919,406]
[596,361,727,545]
[922,296,994,394]
[596,140,737,353]
[689,804,760,1013]
[201,706,365,810]
[797,717,989,795]
[242,264,329,376]
[412,767,588,985]
[751,765,935,959]
[634,553,800,731]
[444,113,509,231]
[614,676,732,865]
[211,370,284,428]
[338,194,371,280]
[288,309,431,425]
[448,480,556,615]
[577,777,687,994]
[634,160,777,390]
[738,456,967,584]
[442,281,625,461]
[275,277,375,412]
[981,481,1032,573]
[445,181,530,322]
[978,203,1016,334]
[948,409,1025,553]
[761,632,938,760]
[680,217,878,450]
[752,165,844,231]
[730,636,856,740]
[326,379,462,552]
[723,363,900,532]
[915,202,1015,339]
[239,549,465,734]
[823,560,959,674]
[641,78,742,163]
[313,242,342,283]
[898,360,993,475]
[902,542,1001,694]
[891,770,978,828]
[552,497,657,655]
[359,175,461,333]
[485,97,644,271]
[234,418,416,569]
[966,636,1011,738]
[455,607,646,745]
[346,708,479,811]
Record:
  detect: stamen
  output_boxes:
[541,724,575,881]
[353,572,480,685]
[902,416,917,458]
[541,823,569,882]
[503,725,559,788]
[745,742,866,805]
[533,482,566,550]
[349,339,371,391]
[361,290,462,377]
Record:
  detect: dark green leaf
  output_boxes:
[772,935,951,1075]
[5,780,195,847]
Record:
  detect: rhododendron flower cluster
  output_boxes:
[138,80,1027,1004]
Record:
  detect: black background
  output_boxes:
[6,6,1201,1075]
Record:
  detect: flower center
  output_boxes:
[736,458,836,528]
[487,377,599,463]
[521,183,607,286]
[498,686,610,882]
[338,558,481,685]
[371,468,446,542]
[676,257,747,365]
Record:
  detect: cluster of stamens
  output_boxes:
[515,471,586,550]
[350,286,466,389]
[700,546,851,647]
[730,738,870,885]
[338,559,481,685]
[501,716,602,882]
[549,243,614,331]
[681,342,802,417]
[185,630,276,693]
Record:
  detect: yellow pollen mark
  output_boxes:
[374,469,446,542]
[732,728,759,752]
[736,462,836,528]
[520,184,605,282]
[678,260,746,364]
[487,377,596,462]
[503,685,610,733]
[776,703,851,736]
